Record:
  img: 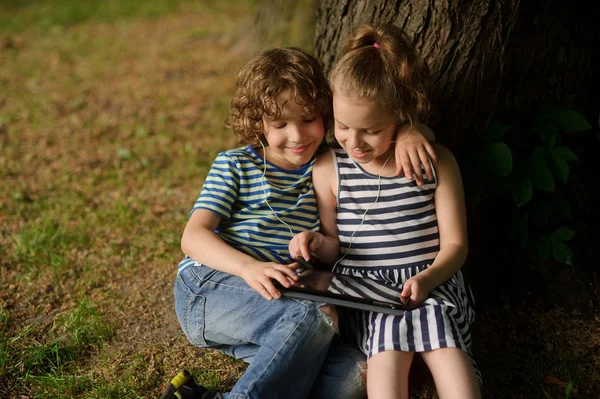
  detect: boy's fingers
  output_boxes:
[275,264,299,280]
[287,276,297,285]
[263,279,282,299]
[253,282,273,301]
[285,262,301,273]
[265,268,291,289]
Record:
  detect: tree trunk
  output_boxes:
[253,0,317,52]
[315,0,597,148]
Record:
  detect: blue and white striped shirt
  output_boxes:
[178,146,319,272]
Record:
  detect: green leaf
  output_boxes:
[551,157,570,184]
[533,117,558,144]
[510,179,533,206]
[485,142,513,177]
[548,109,592,133]
[530,157,555,192]
[551,240,573,265]
[552,146,578,162]
[550,226,576,241]
[484,124,511,142]
[537,237,551,261]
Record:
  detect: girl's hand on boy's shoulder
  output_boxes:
[241,261,300,301]
[289,231,324,262]
[394,123,438,186]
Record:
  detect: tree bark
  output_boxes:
[253,0,317,52]
[315,0,597,148]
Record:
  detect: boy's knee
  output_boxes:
[318,304,339,330]
[357,361,367,385]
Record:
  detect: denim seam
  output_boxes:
[204,281,255,292]
[242,300,312,396]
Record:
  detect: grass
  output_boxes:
[1,1,598,398]
[0,0,245,34]
[1,299,114,398]
[0,1,252,397]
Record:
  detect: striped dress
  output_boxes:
[331,148,479,377]
[178,145,319,273]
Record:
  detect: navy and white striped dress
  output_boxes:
[331,148,479,376]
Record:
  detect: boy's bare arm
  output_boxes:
[181,210,299,300]
[181,210,256,275]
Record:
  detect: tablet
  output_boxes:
[279,268,407,316]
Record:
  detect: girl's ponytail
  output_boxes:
[341,25,381,55]
[330,24,431,125]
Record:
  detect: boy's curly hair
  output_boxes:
[330,24,431,126]
[226,47,332,146]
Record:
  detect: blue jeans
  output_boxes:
[174,266,366,399]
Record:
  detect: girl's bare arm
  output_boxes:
[409,144,468,292]
[289,152,341,265]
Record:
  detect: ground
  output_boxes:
[0,1,599,398]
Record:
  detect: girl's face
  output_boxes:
[261,90,325,170]
[333,94,398,167]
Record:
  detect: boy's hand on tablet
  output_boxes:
[241,261,300,301]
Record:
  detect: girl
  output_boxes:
[289,25,482,399]
[173,46,436,398]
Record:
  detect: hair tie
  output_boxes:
[373,42,380,49]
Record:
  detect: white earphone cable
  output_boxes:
[258,140,296,238]
[257,140,391,269]
[332,152,392,271]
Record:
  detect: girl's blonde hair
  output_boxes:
[226,47,332,146]
[329,24,431,126]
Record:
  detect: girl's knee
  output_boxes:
[421,348,481,399]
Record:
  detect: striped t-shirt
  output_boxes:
[178,146,319,272]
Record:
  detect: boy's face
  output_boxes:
[262,90,324,170]
[332,93,397,167]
